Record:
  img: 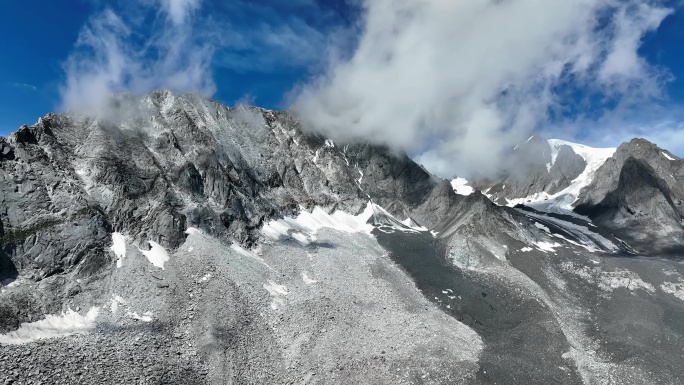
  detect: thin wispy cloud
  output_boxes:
[59,0,215,114]
[211,1,355,76]
[59,0,352,113]
[294,0,675,178]
[58,0,679,175]
[162,0,201,26]
[582,108,684,156]
[214,19,328,74]
[12,83,37,91]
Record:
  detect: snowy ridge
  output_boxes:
[520,209,620,253]
[547,139,615,170]
[371,204,428,234]
[138,241,170,269]
[262,202,376,245]
[261,201,429,245]
[507,139,615,211]
[662,151,676,161]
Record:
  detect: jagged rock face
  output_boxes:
[482,136,587,203]
[0,123,112,282]
[345,142,459,227]
[575,139,684,253]
[0,91,456,288]
[548,145,586,193]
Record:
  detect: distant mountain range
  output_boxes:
[455,135,684,255]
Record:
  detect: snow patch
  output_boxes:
[661,281,684,301]
[552,233,600,253]
[534,222,550,233]
[139,241,170,269]
[400,218,429,232]
[264,281,288,296]
[111,232,127,268]
[264,281,288,310]
[0,307,100,345]
[662,151,676,161]
[262,201,429,242]
[110,295,126,314]
[185,227,202,235]
[520,247,533,252]
[450,178,474,196]
[302,272,317,285]
[536,241,561,252]
[373,204,428,234]
[127,311,153,322]
[521,210,618,253]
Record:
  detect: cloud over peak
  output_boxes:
[294,0,674,178]
[59,0,214,114]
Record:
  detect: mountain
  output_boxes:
[574,139,684,253]
[467,135,684,255]
[476,135,615,208]
[0,91,683,385]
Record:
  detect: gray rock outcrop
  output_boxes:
[575,138,684,253]
[482,135,587,203]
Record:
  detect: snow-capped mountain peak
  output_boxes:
[547,139,615,173]
[472,136,617,212]
[509,139,617,211]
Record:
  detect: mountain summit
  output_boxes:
[468,135,684,255]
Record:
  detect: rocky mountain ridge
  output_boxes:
[0,91,458,285]
[465,135,684,255]
[0,91,683,385]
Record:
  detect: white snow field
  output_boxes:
[0,307,100,345]
[506,139,616,211]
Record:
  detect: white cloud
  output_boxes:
[162,0,201,25]
[589,118,684,157]
[59,0,214,114]
[213,14,332,75]
[11,83,37,91]
[294,0,673,178]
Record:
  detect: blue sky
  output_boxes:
[0,0,359,134]
[1,0,684,175]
